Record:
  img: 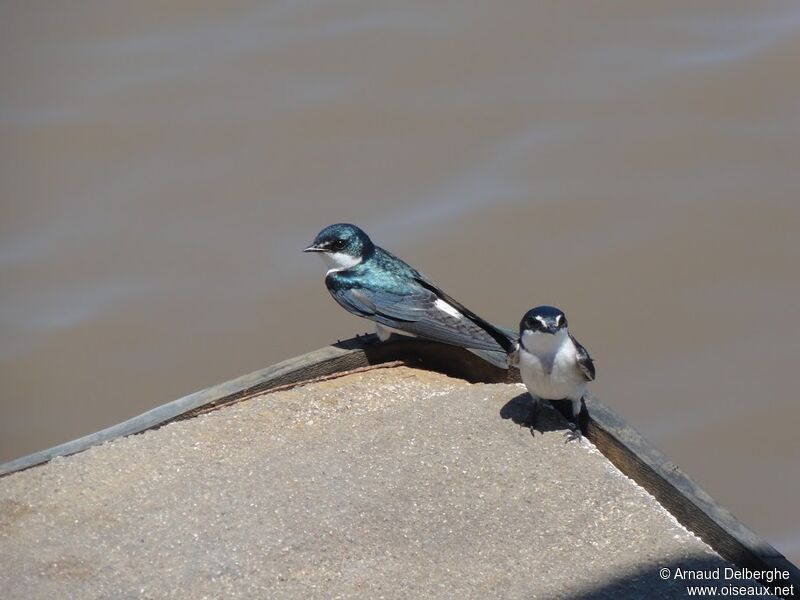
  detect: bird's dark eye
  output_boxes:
[332,239,346,250]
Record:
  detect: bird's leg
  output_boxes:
[563,397,586,443]
[526,395,542,436]
[354,330,380,347]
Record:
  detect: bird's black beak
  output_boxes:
[530,317,560,334]
[303,244,325,253]
[546,318,566,334]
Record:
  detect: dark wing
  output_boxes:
[412,275,517,353]
[571,334,595,381]
[328,278,513,353]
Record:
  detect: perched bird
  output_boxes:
[512,305,595,430]
[304,223,515,367]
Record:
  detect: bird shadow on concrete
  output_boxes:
[561,554,781,599]
[499,393,573,436]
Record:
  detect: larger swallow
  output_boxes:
[304,223,515,367]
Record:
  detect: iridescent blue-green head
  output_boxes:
[304,223,375,271]
[520,305,568,336]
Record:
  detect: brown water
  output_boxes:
[2,1,799,563]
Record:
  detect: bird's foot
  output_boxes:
[355,331,381,346]
[563,422,583,443]
[563,396,588,442]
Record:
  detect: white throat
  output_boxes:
[319,251,362,274]
[521,328,569,354]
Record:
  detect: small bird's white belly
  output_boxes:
[518,343,585,401]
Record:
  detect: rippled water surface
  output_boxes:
[2,1,799,562]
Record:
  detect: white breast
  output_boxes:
[518,330,586,401]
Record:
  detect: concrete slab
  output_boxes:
[0,367,776,599]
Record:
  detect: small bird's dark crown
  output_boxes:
[520,305,568,334]
[306,223,375,257]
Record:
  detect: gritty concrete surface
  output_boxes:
[0,367,774,599]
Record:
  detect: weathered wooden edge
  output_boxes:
[581,395,800,596]
[1,335,797,595]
